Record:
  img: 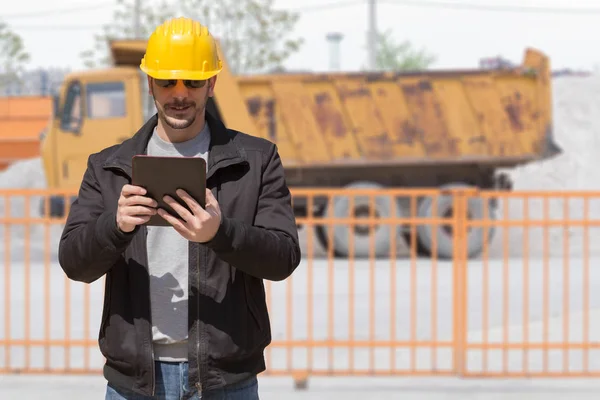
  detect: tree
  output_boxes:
[0,21,30,92]
[374,28,436,71]
[81,0,303,74]
[180,0,303,74]
[80,0,176,69]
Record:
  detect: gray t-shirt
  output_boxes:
[145,122,210,362]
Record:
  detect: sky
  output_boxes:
[3,0,600,74]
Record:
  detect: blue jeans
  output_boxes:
[105,361,259,399]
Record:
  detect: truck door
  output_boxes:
[54,72,137,189]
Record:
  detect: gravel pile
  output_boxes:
[493,75,600,258]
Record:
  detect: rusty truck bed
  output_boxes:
[226,49,556,168]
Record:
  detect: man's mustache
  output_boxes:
[166,100,195,108]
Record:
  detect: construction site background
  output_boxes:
[3,30,600,400]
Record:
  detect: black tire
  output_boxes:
[416,183,496,259]
[318,181,402,259]
[39,195,76,218]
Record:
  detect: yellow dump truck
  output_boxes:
[40,39,561,259]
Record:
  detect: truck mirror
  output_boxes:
[53,94,62,118]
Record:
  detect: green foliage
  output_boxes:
[81,0,303,74]
[0,20,30,89]
[375,28,436,71]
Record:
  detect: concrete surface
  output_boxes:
[2,374,600,399]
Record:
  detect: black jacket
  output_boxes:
[58,113,301,396]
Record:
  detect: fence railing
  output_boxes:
[1,187,600,387]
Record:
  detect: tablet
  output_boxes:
[131,155,207,226]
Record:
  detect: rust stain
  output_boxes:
[373,109,393,157]
[366,133,396,159]
[504,103,523,131]
[265,99,276,141]
[338,86,371,99]
[469,135,487,144]
[502,90,538,133]
[245,96,277,139]
[503,91,524,131]
[398,120,421,145]
[246,96,262,117]
[313,92,347,138]
[399,79,458,156]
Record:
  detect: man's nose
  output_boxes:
[172,80,189,97]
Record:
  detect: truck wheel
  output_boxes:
[39,195,75,218]
[317,181,402,259]
[416,183,496,259]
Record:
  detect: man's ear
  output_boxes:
[208,76,218,97]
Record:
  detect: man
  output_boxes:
[58,17,301,400]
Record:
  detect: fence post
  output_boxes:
[451,188,469,377]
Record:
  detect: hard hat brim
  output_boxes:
[140,64,222,81]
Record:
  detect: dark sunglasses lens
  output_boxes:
[154,79,206,88]
[184,80,206,88]
[154,79,175,87]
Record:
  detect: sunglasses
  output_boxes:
[153,79,207,89]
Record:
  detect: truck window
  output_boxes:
[138,70,156,121]
[60,81,82,133]
[86,82,126,118]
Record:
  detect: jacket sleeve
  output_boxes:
[203,143,301,281]
[58,155,136,284]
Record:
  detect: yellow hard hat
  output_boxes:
[140,17,223,80]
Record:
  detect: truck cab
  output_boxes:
[40,65,155,217]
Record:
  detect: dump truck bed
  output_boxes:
[226,50,556,169]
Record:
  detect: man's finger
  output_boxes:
[122,184,147,196]
[176,189,204,215]
[124,205,157,216]
[122,215,152,225]
[158,208,187,231]
[205,188,217,207]
[164,195,192,221]
[124,195,157,208]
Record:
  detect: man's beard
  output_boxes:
[156,99,198,130]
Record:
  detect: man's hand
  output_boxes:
[158,188,221,243]
[116,184,157,233]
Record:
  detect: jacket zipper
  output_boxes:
[142,224,155,396]
[196,243,202,393]
[195,183,218,393]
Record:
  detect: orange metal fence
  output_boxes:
[1,187,600,387]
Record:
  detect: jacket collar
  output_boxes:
[103,111,247,179]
